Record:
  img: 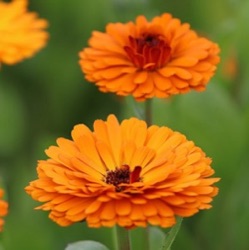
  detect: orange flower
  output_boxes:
[79,13,220,101]
[25,115,220,228]
[0,0,48,66]
[0,188,8,232]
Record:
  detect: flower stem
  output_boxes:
[145,99,152,126]
[142,99,153,250]
[160,217,183,250]
[143,227,150,250]
[113,226,131,250]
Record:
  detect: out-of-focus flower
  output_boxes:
[222,49,238,81]
[79,13,220,101]
[0,0,48,67]
[0,188,8,232]
[25,114,220,228]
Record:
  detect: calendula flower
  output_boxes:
[0,0,48,67]
[0,188,8,232]
[25,115,220,228]
[79,13,220,101]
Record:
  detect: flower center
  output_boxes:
[105,165,142,192]
[124,33,171,71]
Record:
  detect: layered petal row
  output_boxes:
[26,115,220,228]
[79,13,220,101]
[0,0,48,66]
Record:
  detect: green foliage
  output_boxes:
[149,227,165,250]
[1,0,249,249]
[160,218,183,250]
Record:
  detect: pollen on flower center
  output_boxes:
[124,34,171,71]
[105,165,142,192]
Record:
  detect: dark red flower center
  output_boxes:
[124,33,171,71]
[105,165,142,192]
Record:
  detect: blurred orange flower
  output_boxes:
[0,189,8,232]
[26,114,220,228]
[222,49,238,81]
[79,13,220,101]
[0,0,48,66]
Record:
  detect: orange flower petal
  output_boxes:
[79,13,220,100]
[169,57,198,67]
[134,71,148,84]
[25,115,220,229]
[115,199,132,216]
[106,115,122,166]
[99,202,116,221]
[0,0,48,66]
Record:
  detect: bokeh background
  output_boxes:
[1,0,249,249]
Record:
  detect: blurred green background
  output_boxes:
[1,0,249,249]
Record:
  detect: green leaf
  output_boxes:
[65,240,109,250]
[160,217,183,250]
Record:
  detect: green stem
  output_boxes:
[160,217,183,250]
[113,226,131,250]
[141,99,153,250]
[144,227,150,250]
[145,99,152,126]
